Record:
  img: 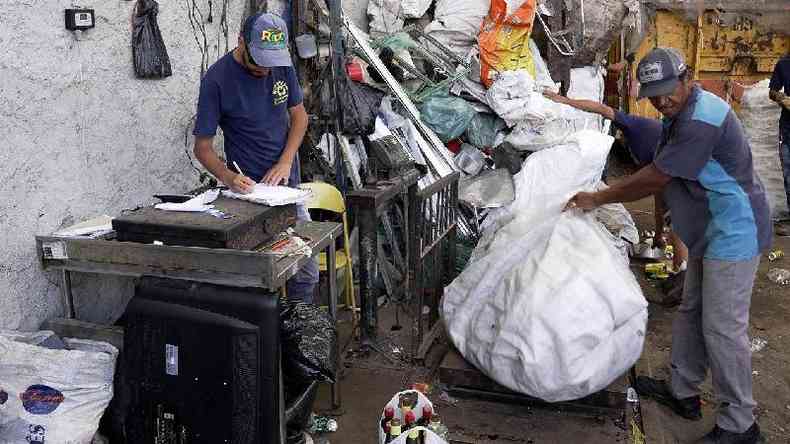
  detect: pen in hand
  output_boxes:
[231,161,255,194]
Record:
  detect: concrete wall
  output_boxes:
[0,0,244,330]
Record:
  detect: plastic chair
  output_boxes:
[300,182,356,311]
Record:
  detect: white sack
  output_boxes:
[377,390,446,444]
[486,70,573,126]
[442,130,648,402]
[423,0,490,56]
[0,331,118,444]
[367,0,404,36]
[401,0,433,18]
[505,118,574,151]
[740,79,787,217]
[566,67,607,133]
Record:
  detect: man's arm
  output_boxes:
[565,164,672,210]
[194,136,255,193]
[261,103,309,185]
[769,61,790,110]
[543,90,615,121]
[769,89,790,110]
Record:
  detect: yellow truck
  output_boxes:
[606,4,790,118]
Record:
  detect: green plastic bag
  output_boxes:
[419,95,476,143]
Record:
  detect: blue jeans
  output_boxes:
[285,204,320,303]
[781,126,790,212]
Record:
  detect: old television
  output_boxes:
[119,277,284,444]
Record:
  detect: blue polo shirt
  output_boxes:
[653,85,772,260]
[193,52,304,184]
[769,55,790,132]
[613,111,662,165]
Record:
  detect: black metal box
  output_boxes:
[112,197,296,250]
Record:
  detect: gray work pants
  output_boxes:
[670,255,760,433]
[285,204,320,303]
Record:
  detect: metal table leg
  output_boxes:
[358,208,378,346]
[327,240,341,410]
[61,270,75,319]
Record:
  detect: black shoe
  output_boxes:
[775,222,790,237]
[634,376,702,420]
[694,423,765,444]
[659,271,685,307]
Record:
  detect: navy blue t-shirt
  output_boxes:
[194,52,304,184]
[613,111,663,165]
[769,55,790,131]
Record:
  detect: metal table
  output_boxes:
[35,220,344,412]
[346,170,420,345]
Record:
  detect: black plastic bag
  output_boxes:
[132,0,172,79]
[320,71,385,136]
[280,301,338,383]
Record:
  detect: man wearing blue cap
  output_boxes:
[566,47,770,444]
[192,13,318,302]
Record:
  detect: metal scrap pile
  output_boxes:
[294,0,644,296]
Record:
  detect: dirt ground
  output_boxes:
[314,197,790,444]
[626,197,790,444]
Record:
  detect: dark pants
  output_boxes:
[780,126,790,213]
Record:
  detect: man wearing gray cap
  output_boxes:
[566,47,770,443]
[192,13,319,303]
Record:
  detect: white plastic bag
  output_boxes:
[377,390,447,444]
[566,67,607,133]
[740,79,787,217]
[0,330,118,444]
[505,118,575,151]
[486,70,572,126]
[423,0,491,56]
[442,130,647,402]
[401,0,433,18]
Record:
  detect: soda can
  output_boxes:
[768,250,784,262]
[645,263,667,274]
[664,245,674,260]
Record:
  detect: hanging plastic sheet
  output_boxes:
[132,0,172,79]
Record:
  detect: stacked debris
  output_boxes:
[296,0,646,391]
[298,0,647,402]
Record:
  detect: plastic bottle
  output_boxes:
[427,415,449,441]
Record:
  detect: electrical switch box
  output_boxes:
[65,9,95,31]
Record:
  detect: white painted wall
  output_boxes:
[0,0,244,330]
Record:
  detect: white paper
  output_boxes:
[222,184,312,206]
[154,189,219,212]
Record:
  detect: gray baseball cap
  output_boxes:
[242,13,292,67]
[636,48,687,99]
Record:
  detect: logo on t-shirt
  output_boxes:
[273,80,289,106]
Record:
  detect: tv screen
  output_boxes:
[122,297,262,444]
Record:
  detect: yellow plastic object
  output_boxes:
[478,0,537,87]
[299,182,356,311]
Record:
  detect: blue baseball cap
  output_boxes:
[637,47,687,99]
[242,13,292,67]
